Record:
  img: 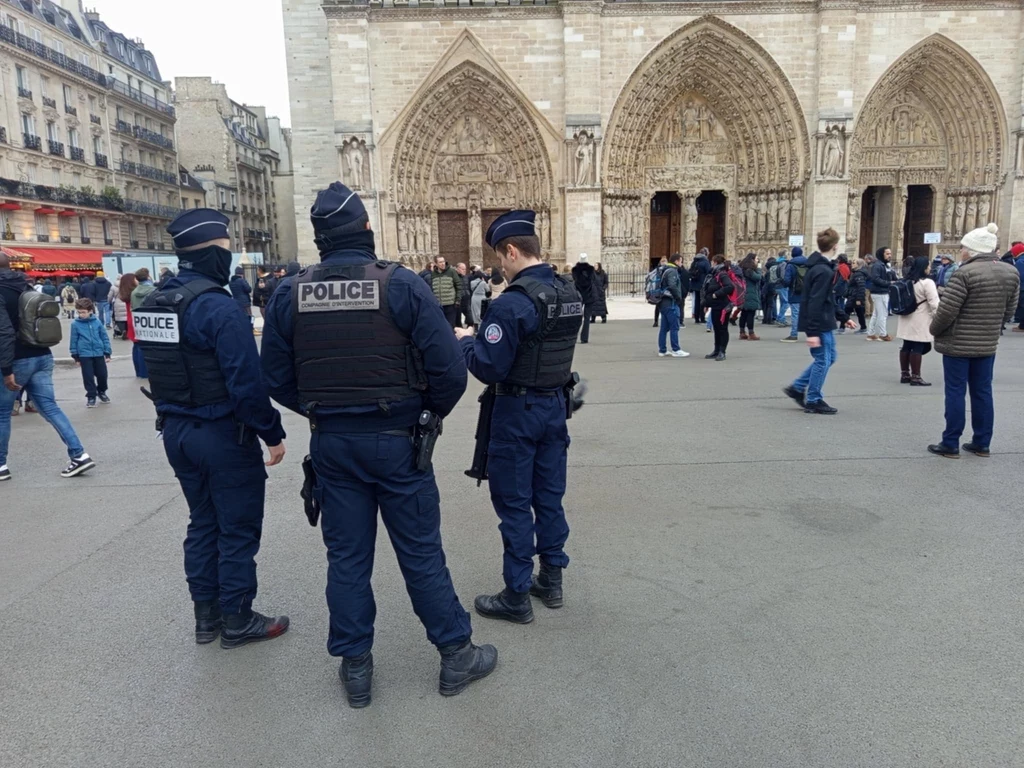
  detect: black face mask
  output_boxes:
[177,245,233,286]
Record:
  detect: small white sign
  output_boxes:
[924,232,942,245]
[297,280,380,313]
[788,235,804,247]
[133,312,179,344]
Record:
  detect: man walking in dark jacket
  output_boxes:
[780,247,808,342]
[656,253,689,358]
[866,246,894,341]
[688,250,711,323]
[571,253,598,344]
[92,274,113,328]
[229,267,253,326]
[783,228,847,414]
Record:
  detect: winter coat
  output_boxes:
[229,275,253,310]
[469,274,491,326]
[78,279,96,301]
[92,277,112,302]
[70,315,111,359]
[41,281,58,297]
[60,285,78,308]
[689,256,711,292]
[784,256,810,304]
[930,253,1020,358]
[796,253,838,337]
[591,270,609,317]
[659,264,684,307]
[934,262,958,291]
[426,266,461,307]
[848,268,868,302]
[130,281,156,311]
[112,295,129,323]
[1016,258,1024,310]
[868,260,893,295]
[896,278,940,343]
[703,264,734,309]
[742,268,763,310]
[572,263,599,304]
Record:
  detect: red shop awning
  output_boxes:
[11,247,105,266]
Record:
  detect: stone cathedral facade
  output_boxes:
[283,0,1024,268]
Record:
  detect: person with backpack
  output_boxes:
[703,254,735,361]
[782,228,849,415]
[845,258,869,334]
[736,253,762,340]
[654,253,689,358]
[867,246,895,341]
[571,253,599,344]
[761,255,778,325]
[688,249,712,323]
[894,255,940,386]
[650,257,667,327]
[780,247,808,342]
[832,254,852,333]
[60,281,78,320]
[0,253,95,480]
[769,250,790,326]
[591,262,609,324]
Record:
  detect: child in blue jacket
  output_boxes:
[70,298,112,407]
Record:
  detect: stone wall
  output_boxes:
[288,1,1024,266]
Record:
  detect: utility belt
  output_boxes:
[154,412,255,445]
[495,383,561,397]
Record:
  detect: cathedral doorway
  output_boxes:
[437,210,470,267]
[481,208,510,269]
[903,185,935,260]
[696,191,726,256]
[648,191,680,265]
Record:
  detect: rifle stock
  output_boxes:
[464,384,496,486]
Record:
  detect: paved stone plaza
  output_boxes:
[2,317,1022,767]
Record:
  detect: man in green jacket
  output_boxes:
[928,223,1020,459]
[425,256,463,328]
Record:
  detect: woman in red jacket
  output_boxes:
[118,274,147,379]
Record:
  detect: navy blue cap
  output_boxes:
[485,210,536,249]
[310,182,367,234]
[167,208,230,250]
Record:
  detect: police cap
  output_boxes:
[167,208,231,251]
[310,182,368,235]
[485,210,536,250]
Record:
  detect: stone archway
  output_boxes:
[603,16,811,264]
[848,35,1006,259]
[388,61,556,265]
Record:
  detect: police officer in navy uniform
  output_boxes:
[454,210,583,623]
[136,208,289,648]
[260,182,496,708]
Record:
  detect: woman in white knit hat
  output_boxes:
[927,223,1020,459]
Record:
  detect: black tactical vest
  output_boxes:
[291,260,426,410]
[504,274,583,389]
[134,279,231,407]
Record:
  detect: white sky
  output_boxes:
[88,0,291,127]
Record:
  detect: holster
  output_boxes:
[414,410,443,472]
[300,455,321,527]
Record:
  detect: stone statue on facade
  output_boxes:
[574,133,594,187]
[821,129,844,178]
[954,195,966,238]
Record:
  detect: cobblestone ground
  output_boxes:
[2,318,1022,768]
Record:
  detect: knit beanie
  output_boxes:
[791,246,803,259]
[960,222,999,255]
[1011,242,1024,258]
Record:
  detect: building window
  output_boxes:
[62,84,72,108]
[35,213,47,237]
[40,76,49,98]
[53,39,64,56]
[72,172,81,187]
[102,219,111,242]
[88,95,96,114]
[79,216,89,240]
[127,221,136,242]
[115,106,125,123]
[93,136,102,155]
[134,113,142,127]
[145,223,153,242]
[181,196,187,209]
[31,27,41,44]
[52,168,60,186]
[120,143,128,161]
[58,215,70,239]
[21,113,35,137]
[68,128,79,148]
[80,53,90,69]
[16,66,28,91]
[27,163,37,182]
[230,192,237,209]
[219,189,226,208]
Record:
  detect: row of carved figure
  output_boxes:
[737,189,804,241]
[397,213,432,253]
[396,207,555,254]
[602,198,645,244]
[943,191,994,241]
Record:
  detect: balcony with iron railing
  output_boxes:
[81,236,91,244]
[0,127,7,144]
[17,87,31,99]
[123,199,185,220]
[90,114,101,125]
[104,238,114,245]
[133,125,174,151]
[23,133,41,151]
[94,153,108,168]
[129,239,139,248]
[116,160,178,186]
[64,104,77,117]
[115,119,132,134]
[48,140,64,157]
[109,79,174,118]
[146,241,155,249]
[0,26,108,87]
[70,146,84,162]
[42,96,56,109]
[36,234,49,242]
[60,235,71,243]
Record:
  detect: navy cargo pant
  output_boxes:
[487,392,571,594]
[312,429,472,658]
[162,415,267,615]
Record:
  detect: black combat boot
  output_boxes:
[438,640,498,696]
[529,563,564,609]
[220,610,290,649]
[474,588,534,624]
[339,651,373,708]
[193,600,222,644]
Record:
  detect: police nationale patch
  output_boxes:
[132,312,179,343]
[297,280,380,312]
[484,324,503,344]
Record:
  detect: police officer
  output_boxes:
[455,210,582,623]
[260,182,496,708]
[135,209,289,648]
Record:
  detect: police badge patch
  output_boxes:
[484,324,503,344]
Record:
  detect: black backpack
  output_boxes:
[889,278,919,316]
[688,261,703,287]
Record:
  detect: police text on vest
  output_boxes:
[133,312,180,343]
[298,280,380,312]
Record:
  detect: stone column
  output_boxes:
[468,204,482,265]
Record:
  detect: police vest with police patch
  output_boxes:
[291,260,426,410]
[504,274,583,389]
[134,279,231,407]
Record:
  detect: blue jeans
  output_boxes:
[787,302,801,337]
[941,355,996,449]
[792,332,837,404]
[776,287,790,322]
[705,309,714,330]
[95,301,111,327]
[0,355,85,466]
[658,303,681,353]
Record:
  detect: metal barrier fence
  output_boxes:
[603,265,648,298]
